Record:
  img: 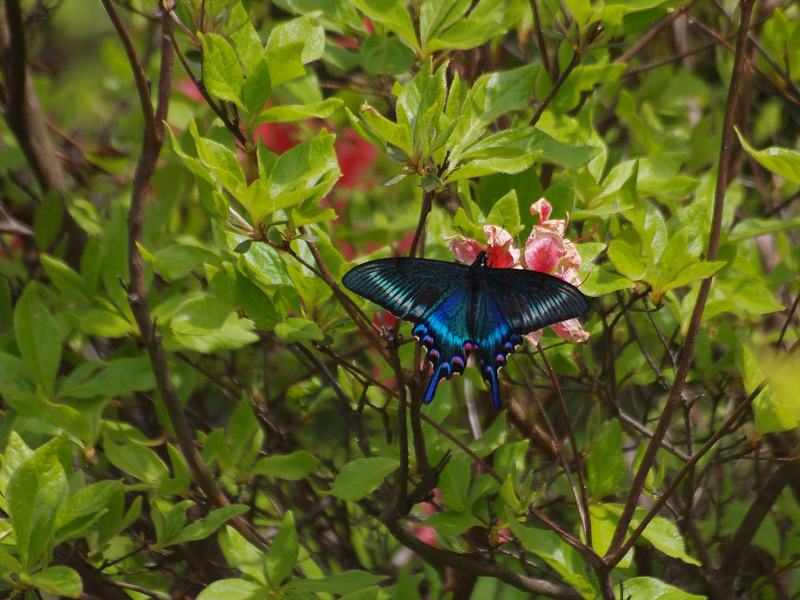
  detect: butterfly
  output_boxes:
[342,251,590,408]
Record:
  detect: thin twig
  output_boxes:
[604,0,756,564]
[101,0,267,553]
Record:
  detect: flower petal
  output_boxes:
[524,330,543,346]
[448,236,484,264]
[530,198,553,223]
[524,228,564,274]
[551,319,590,343]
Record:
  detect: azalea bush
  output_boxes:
[2,0,800,599]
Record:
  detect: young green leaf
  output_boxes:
[251,451,319,480]
[330,457,400,501]
[201,33,244,107]
[265,512,298,588]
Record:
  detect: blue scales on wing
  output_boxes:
[341,252,590,408]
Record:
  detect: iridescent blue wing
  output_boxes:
[484,268,590,335]
[342,258,474,404]
[472,269,590,408]
[341,258,466,322]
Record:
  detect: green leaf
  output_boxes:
[266,512,299,588]
[360,34,415,74]
[34,191,64,249]
[439,460,470,511]
[264,42,307,88]
[736,127,800,186]
[171,296,233,335]
[257,99,344,124]
[621,577,704,599]
[40,255,89,304]
[267,13,325,64]
[201,33,244,107]
[350,0,419,52]
[266,132,339,210]
[485,190,521,231]
[228,2,263,72]
[507,510,595,598]
[608,239,645,281]
[59,357,155,398]
[450,65,538,158]
[287,571,389,594]
[14,282,62,396]
[79,310,134,338]
[661,261,726,292]
[274,318,324,342]
[104,442,169,484]
[170,505,249,546]
[227,265,279,330]
[197,579,267,600]
[243,58,272,115]
[728,216,800,243]
[26,566,82,598]
[192,123,247,191]
[147,244,221,281]
[6,443,69,569]
[251,450,319,480]
[219,526,268,585]
[0,353,38,401]
[719,278,784,314]
[586,420,626,500]
[603,504,702,566]
[339,588,380,600]
[420,511,482,536]
[447,151,542,182]
[427,15,506,52]
[63,480,121,517]
[0,548,23,574]
[330,457,400,501]
[580,268,633,297]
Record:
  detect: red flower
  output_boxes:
[448,225,521,269]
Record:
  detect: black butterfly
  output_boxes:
[342,251,589,408]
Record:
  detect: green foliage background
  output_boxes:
[0,0,800,598]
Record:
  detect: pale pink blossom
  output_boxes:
[523,198,588,345]
[448,224,521,269]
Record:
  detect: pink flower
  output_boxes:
[523,198,588,345]
[448,225,521,269]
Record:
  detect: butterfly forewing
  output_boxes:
[342,258,466,322]
[485,268,590,335]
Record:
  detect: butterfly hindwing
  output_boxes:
[470,285,521,409]
[414,286,474,404]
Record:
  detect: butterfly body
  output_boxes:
[342,252,589,408]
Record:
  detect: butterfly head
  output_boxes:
[473,251,489,268]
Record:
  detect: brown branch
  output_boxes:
[604,0,756,565]
[609,382,766,568]
[0,0,66,192]
[614,1,700,64]
[166,18,247,146]
[530,0,553,81]
[100,0,267,553]
[715,459,800,593]
[380,513,584,600]
[537,347,591,544]
[530,51,580,128]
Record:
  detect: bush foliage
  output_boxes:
[1,0,800,598]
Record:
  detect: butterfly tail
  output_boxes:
[482,365,502,409]
[423,362,450,404]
